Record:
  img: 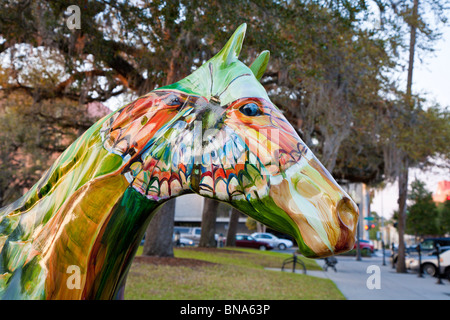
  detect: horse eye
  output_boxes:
[166,96,181,106]
[239,103,261,117]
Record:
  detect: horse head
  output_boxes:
[103,24,358,258]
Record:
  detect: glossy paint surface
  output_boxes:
[0,24,358,299]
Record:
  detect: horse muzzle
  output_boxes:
[269,156,359,258]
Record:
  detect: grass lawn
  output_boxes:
[125,247,345,300]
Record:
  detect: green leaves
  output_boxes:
[406,179,440,236]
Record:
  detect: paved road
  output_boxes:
[268,251,450,300]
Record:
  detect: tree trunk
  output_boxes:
[226,208,241,247]
[396,155,409,273]
[142,199,176,257]
[394,0,418,274]
[199,198,219,247]
[256,222,266,233]
[406,0,419,98]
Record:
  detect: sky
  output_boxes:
[413,25,450,108]
[371,23,450,219]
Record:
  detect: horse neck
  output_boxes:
[0,98,199,298]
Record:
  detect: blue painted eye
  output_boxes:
[166,95,182,106]
[239,103,261,116]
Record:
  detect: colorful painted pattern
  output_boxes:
[0,24,358,300]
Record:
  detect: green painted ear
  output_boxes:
[250,50,270,81]
[215,23,247,65]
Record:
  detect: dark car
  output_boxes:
[235,234,273,250]
[419,238,450,252]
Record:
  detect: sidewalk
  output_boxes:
[267,253,450,300]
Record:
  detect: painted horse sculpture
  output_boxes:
[0,24,358,299]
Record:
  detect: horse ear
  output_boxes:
[249,50,270,81]
[216,23,247,65]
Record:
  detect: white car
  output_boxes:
[251,232,293,250]
[406,246,450,276]
[439,249,450,280]
[173,226,202,244]
[178,237,196,247]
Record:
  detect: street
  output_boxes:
[268,249,450,300]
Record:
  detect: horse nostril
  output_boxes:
[336,197,358,231]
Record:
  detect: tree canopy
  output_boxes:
[0,0,409,180]
[406,179,440,237]
[0,0,449,255]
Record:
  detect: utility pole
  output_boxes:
[381,216,386,266]
[381,192,386,266]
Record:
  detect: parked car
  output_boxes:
[251,232,293,250]
[354,239,374,255]
[390,243,423,267]
[439,250,450,280]
[406,246,450,276]
[140,233,195,247]
[235,234,273,250]
[173,226,222,246]
[172,234,195,247]
[394,238,450,270]
[173,226,202,244]
[418,238,450,252]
